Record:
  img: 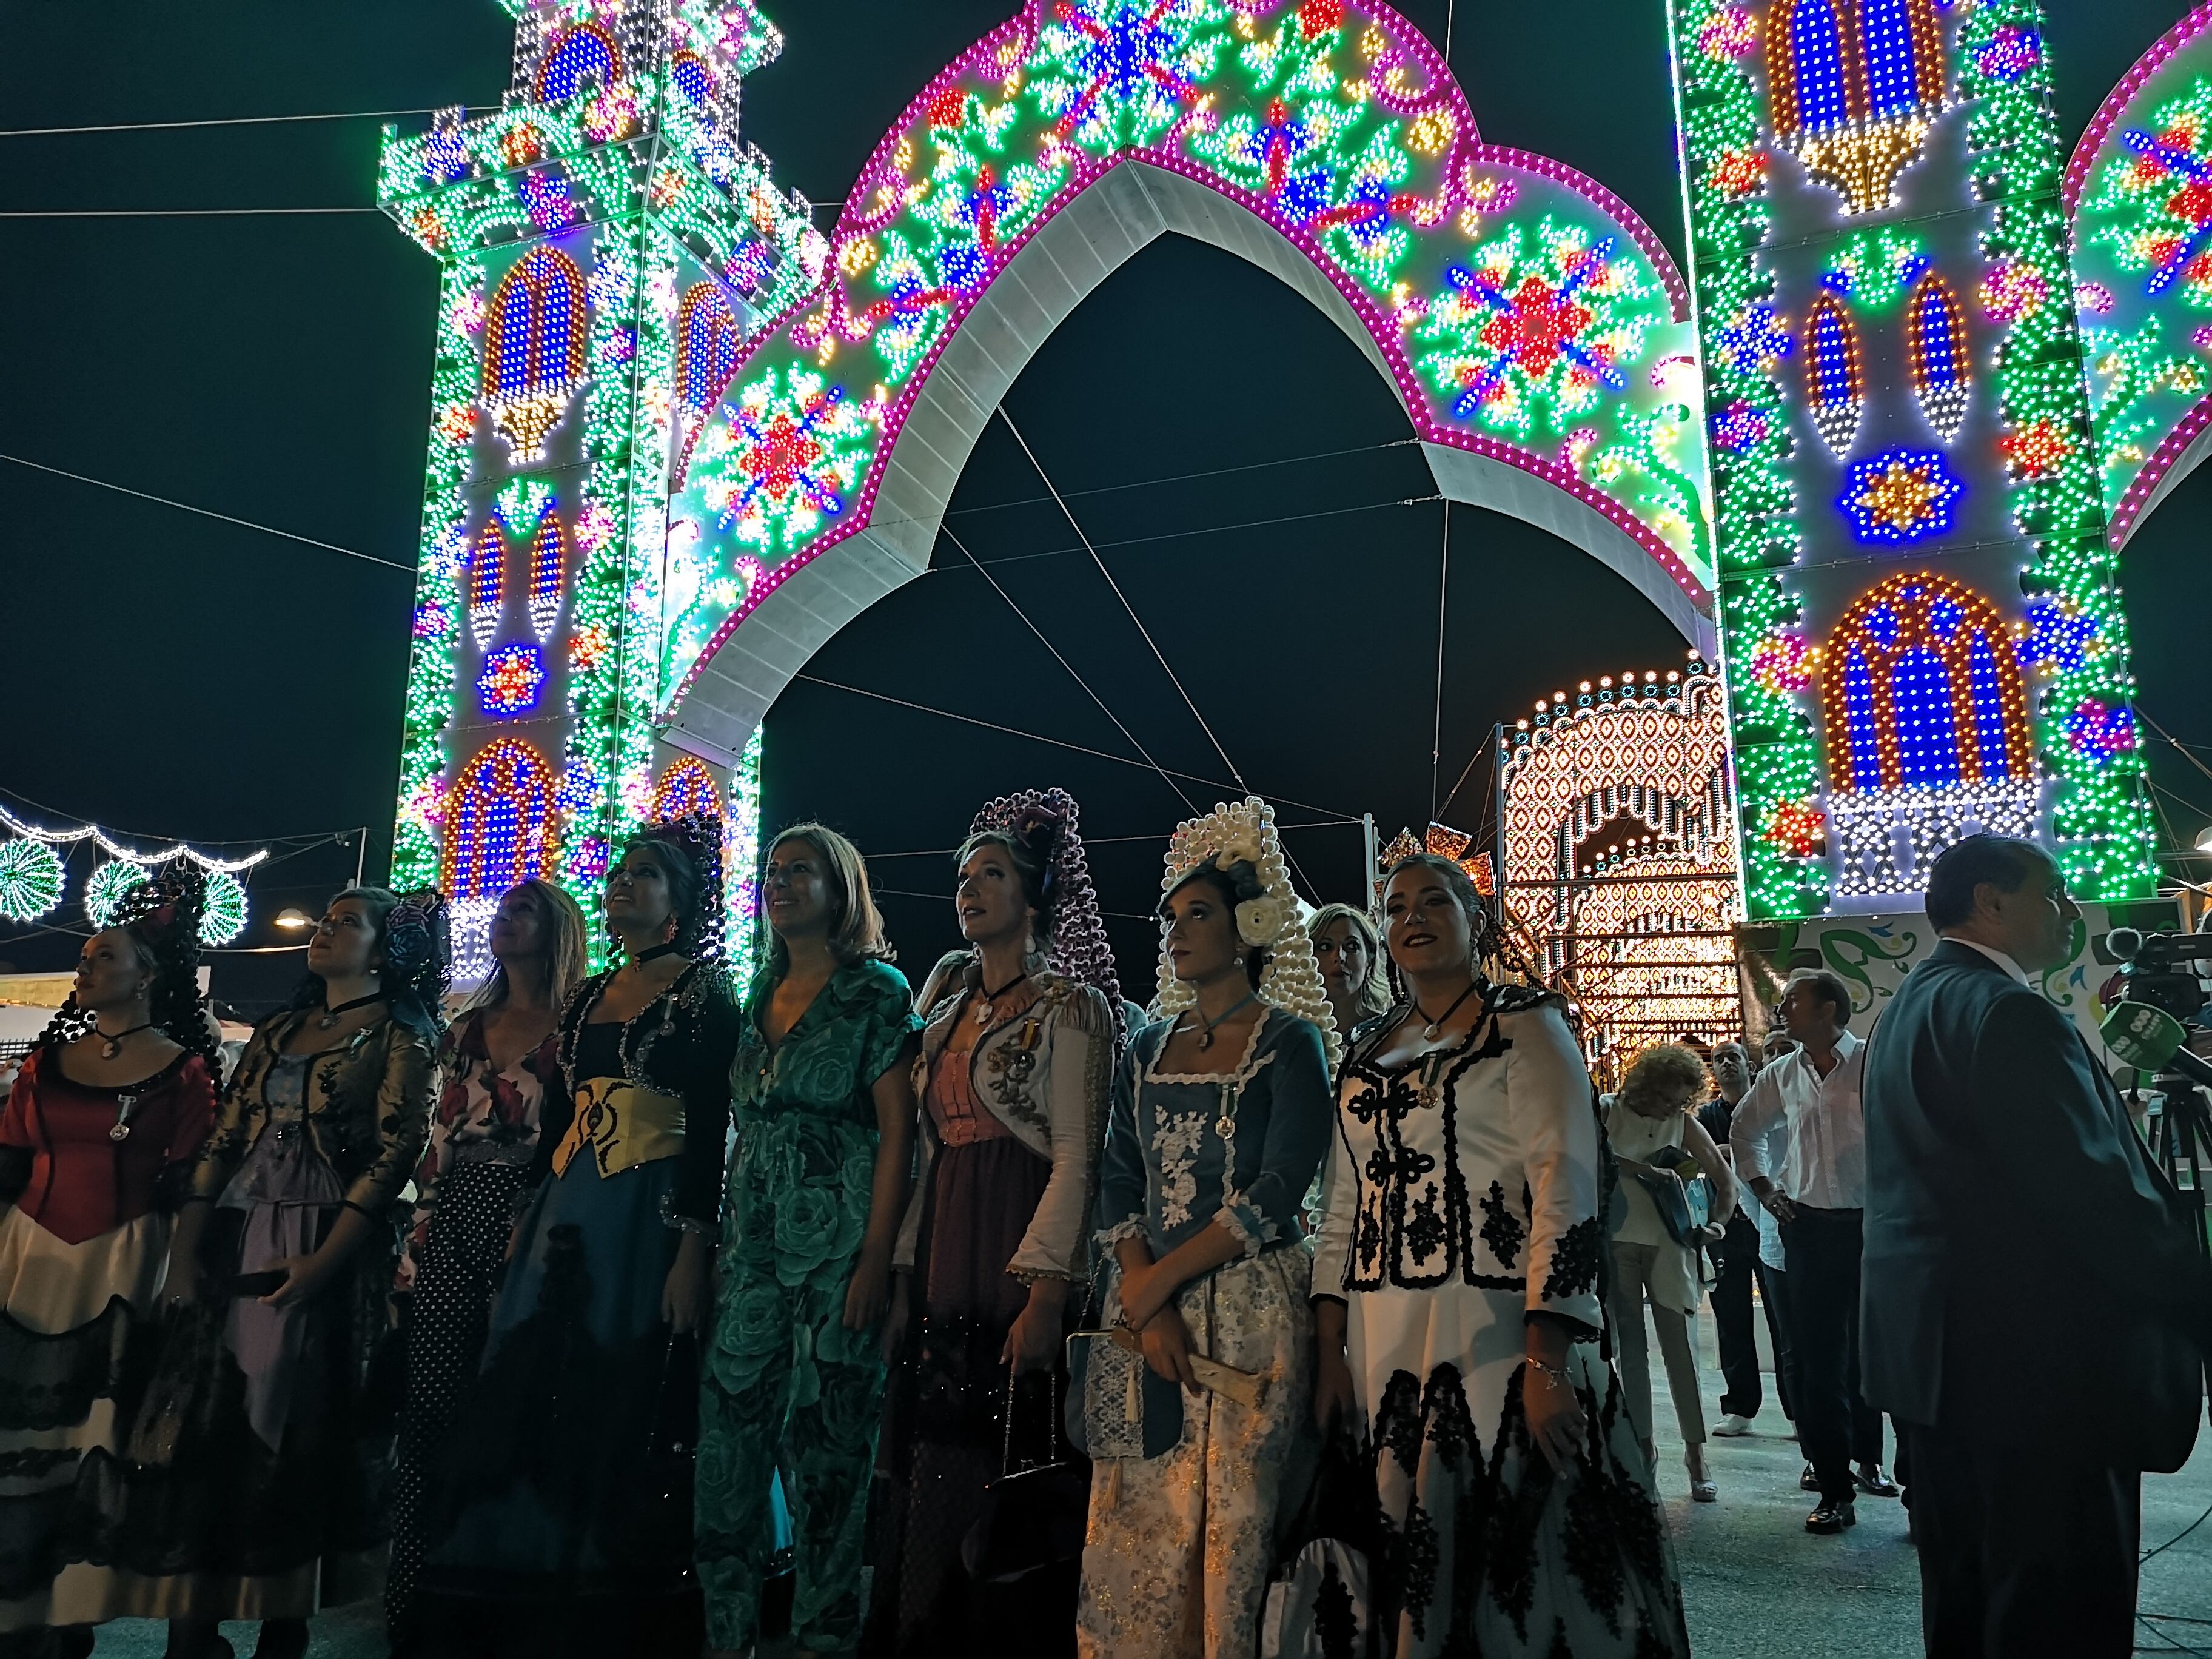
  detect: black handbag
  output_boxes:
[962,1371,1090,1584]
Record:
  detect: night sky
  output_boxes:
[4,1,2208,1007]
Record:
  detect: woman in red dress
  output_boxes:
[0,866,220,1655]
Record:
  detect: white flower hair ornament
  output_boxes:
[1157,796,1341,1073]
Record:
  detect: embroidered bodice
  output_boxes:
[1314,985,1606,1335]
[1093,1008,1333,1261]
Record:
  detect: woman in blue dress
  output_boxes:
[1076,797,1340,1659]
[418,814,740,1659]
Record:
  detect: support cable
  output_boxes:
[939,523,1199,814]
[993,405,1333,894]
[1431,500,1450,822]
[0,452,411,573]
[0,109,445,138]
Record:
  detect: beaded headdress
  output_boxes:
[1156,796,1340,1072]
[968,786,1125,1051]
[38,860,219,1064]
[384,886,454,1025]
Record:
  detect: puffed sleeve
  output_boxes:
[343,1024,439,1216]
[668,970,743,1232]
[1008,983,1113,1284]
[1217,1016,1333,1256]
[1091,1031,1151,1253]
[1309,1082,1358,1302]
[1504,1002,1604,1337]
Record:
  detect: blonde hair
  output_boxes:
[460,879,590,1014]
[1617,1043,1711,1114]
[766,823,892,972]
[1306,902,1392,1019]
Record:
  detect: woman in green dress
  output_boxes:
[697,823,922,1658]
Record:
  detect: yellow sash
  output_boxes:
[551,1075,686,1179]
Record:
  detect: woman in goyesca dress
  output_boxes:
[1601,1043,1734,1504]
[417,814,740,1659]
[696,824,922,1659]
[1077,797,1339,1659]
[384,878,588,1654]
[871,789,1123,1657]
[1311,854,1689,1658]
[116,886,446,1659]
[0,865,218,1657]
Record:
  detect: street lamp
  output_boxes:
[273,908,315,931]
[2197,826,2212,856]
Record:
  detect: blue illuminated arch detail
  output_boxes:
[536,25,620,104]
[1791,0,1852,132]
[483,247,588,403]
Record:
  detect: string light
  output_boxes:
[0,805,269,876]
[1804,293,1865,455]
[1905,272,1970,440]
[84,861,149,929]
[1837,448,1965,545]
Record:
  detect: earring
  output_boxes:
[660,914,679,943]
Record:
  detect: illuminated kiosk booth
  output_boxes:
[1498,661,1741,1066]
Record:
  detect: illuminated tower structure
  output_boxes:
[377,0,823,976]
[1670,0,2157,916]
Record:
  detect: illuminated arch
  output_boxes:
[2066,6,2212,543]
[1905,273,1969,439]
[677,283,742,413]
[1804,292,1865,455]
[659,0,1714,765]
[652,755,725,821]
[482,247,589,461]
[445,738,558,899]
[535,23,621,104]
[1770,0,1857,139]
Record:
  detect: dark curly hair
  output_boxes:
[37,861,218,1071]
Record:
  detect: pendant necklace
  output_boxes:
[1185,991,1258,1053]
[110,1093,140,1143]
[95,1021,153,1060]
[1413,982,1481,1042]
[318,991,385,1031]
[975,971,1029,1027]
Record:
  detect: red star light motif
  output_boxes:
[1997,418,2074,478]
[740,414,826,498]
[1480,276,1595,378]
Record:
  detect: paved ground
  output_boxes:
[81,1298,2212,1656]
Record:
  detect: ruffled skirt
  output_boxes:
[0,1205,169,1631]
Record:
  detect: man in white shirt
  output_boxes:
[1730,968,1894,1533]
[1698,1044,1795,1438]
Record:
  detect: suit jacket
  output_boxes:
[1860,939,2207,1465]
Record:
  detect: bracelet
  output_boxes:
[1523,1355,1572,1388]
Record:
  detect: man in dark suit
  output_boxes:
[1861,834,2208,1656]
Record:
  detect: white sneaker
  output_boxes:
[1711,1413,1754,1437]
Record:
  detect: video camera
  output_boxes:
[2100,927,2212,1023]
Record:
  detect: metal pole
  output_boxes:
[1362,813,1379,919]
[352,826,367,891]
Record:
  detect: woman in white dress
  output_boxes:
[1601,1043,1734,1503]
[1312,854,1689,1658]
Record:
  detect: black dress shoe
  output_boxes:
[1799,1461,1820,1492]
[252,1621,309,1659]
[1806,1497,1857,1534]
[1854,1463,1901,1498]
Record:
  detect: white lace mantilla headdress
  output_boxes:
[1156,796,1341,1072]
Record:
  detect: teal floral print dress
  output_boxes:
[696,957,922,1654]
